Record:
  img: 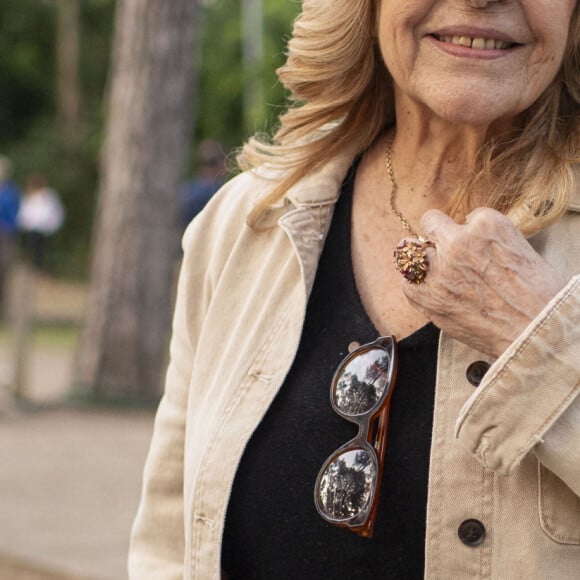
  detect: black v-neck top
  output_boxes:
[222,164,439,579]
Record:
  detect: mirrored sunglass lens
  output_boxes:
[317,449,376,521]
[334,347,391,416]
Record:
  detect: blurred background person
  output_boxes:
[0,155,21,318]
[17,174,65,274]
[178,139,226,230]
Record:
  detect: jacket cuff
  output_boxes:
[454,275,580,475]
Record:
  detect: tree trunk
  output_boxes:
[56,0,82,139]
[76,0,198,400]
[189,1,205,149]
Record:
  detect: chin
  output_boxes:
[423,93,521,129]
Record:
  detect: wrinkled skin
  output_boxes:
[401,208,566,358]
[370,0,577,354]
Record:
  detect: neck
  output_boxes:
[390,96,515,207]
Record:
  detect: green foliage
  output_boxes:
[1,0,115,278]
[195,0,300,155]
[0,0,56,146]
[1,0,299,276]
[0,321,79,348]
[80,0,116,115]
[262,0,300,133]
[196,2,243,150]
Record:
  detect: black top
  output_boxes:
[222,164,439,579]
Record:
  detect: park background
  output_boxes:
[0,1,300,578]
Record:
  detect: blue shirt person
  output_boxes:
[0,158,20,233]
[178,139,226,229]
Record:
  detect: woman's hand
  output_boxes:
[401,208,567,359]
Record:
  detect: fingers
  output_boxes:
[396,208,506,288]
[419,207,517,253]
[421,206,514,239]
[464,206,512,225]
[419,209,458,242]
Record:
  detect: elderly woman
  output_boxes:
[129,0,580,578]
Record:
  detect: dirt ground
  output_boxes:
[31,274,88,324]
[0,275,156,579]
[0,273,86,404]
[0,407,154,580]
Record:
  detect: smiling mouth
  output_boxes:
[432,34,518,50]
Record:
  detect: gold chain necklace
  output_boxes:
[385,133,422,239]
[386,132,435,284]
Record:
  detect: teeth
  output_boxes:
[452,35,472,47]
[437,35,511,50]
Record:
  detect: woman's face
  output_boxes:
[377,0,576,127]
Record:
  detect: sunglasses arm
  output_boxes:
[353,399,392,538]
[355,342,398,539]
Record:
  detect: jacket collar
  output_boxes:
[285,147,358,207]
[250,146,357,230]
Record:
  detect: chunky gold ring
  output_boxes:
[393,239,435,284]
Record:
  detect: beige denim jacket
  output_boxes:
[129,151,580,579]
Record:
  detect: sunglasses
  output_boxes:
[314,336,398,538]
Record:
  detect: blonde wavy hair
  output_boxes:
[240,0,580,236]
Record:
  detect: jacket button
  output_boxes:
[466,361,490,386]
[458,519,486,546]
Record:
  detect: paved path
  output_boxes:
[0,406,154,580]
[0,276,157,579]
